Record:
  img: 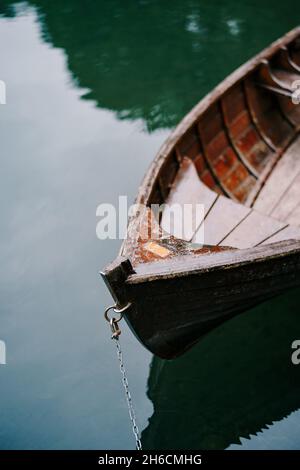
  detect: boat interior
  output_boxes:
[127,36,300,266]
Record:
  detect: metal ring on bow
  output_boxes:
[104,302,132,324]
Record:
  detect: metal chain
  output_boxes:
[113,334,142,450]
[104,304,142,450]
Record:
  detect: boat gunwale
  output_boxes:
[126,239,300,284]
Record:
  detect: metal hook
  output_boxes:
[109,318,121,339]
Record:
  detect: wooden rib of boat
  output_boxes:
[102,28,300,359]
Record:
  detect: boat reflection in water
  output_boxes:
[142,287,300,449]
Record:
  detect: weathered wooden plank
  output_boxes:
[285,202,300,226]
[259,60,300,93]
[197,100,257,202]
[176,126,199,155]
[193,195,251,245]
[198,103,223,146]
[128,239,300,283]
[221,210,286,248]
[253,136,300,214]
[277,94,300,127]
[261,225,300,244]
[289,46,300,71]
[245,77,293,150]
[274,46,299,72]
[259,61,290,91]
[158,152,179,200]
[161,157,217,240]
[222,84,272,176]
[271,68,300,91]
[271,172,300,221]
[101,257,134,306]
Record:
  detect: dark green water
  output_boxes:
[0,0,300,450]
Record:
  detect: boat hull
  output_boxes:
[120,240,300,358]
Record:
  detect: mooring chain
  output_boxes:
[113,333,142,450]
[104,304,142,451]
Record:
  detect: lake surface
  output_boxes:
[0,0,300,450]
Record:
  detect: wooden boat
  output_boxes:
[102,28,300,359]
